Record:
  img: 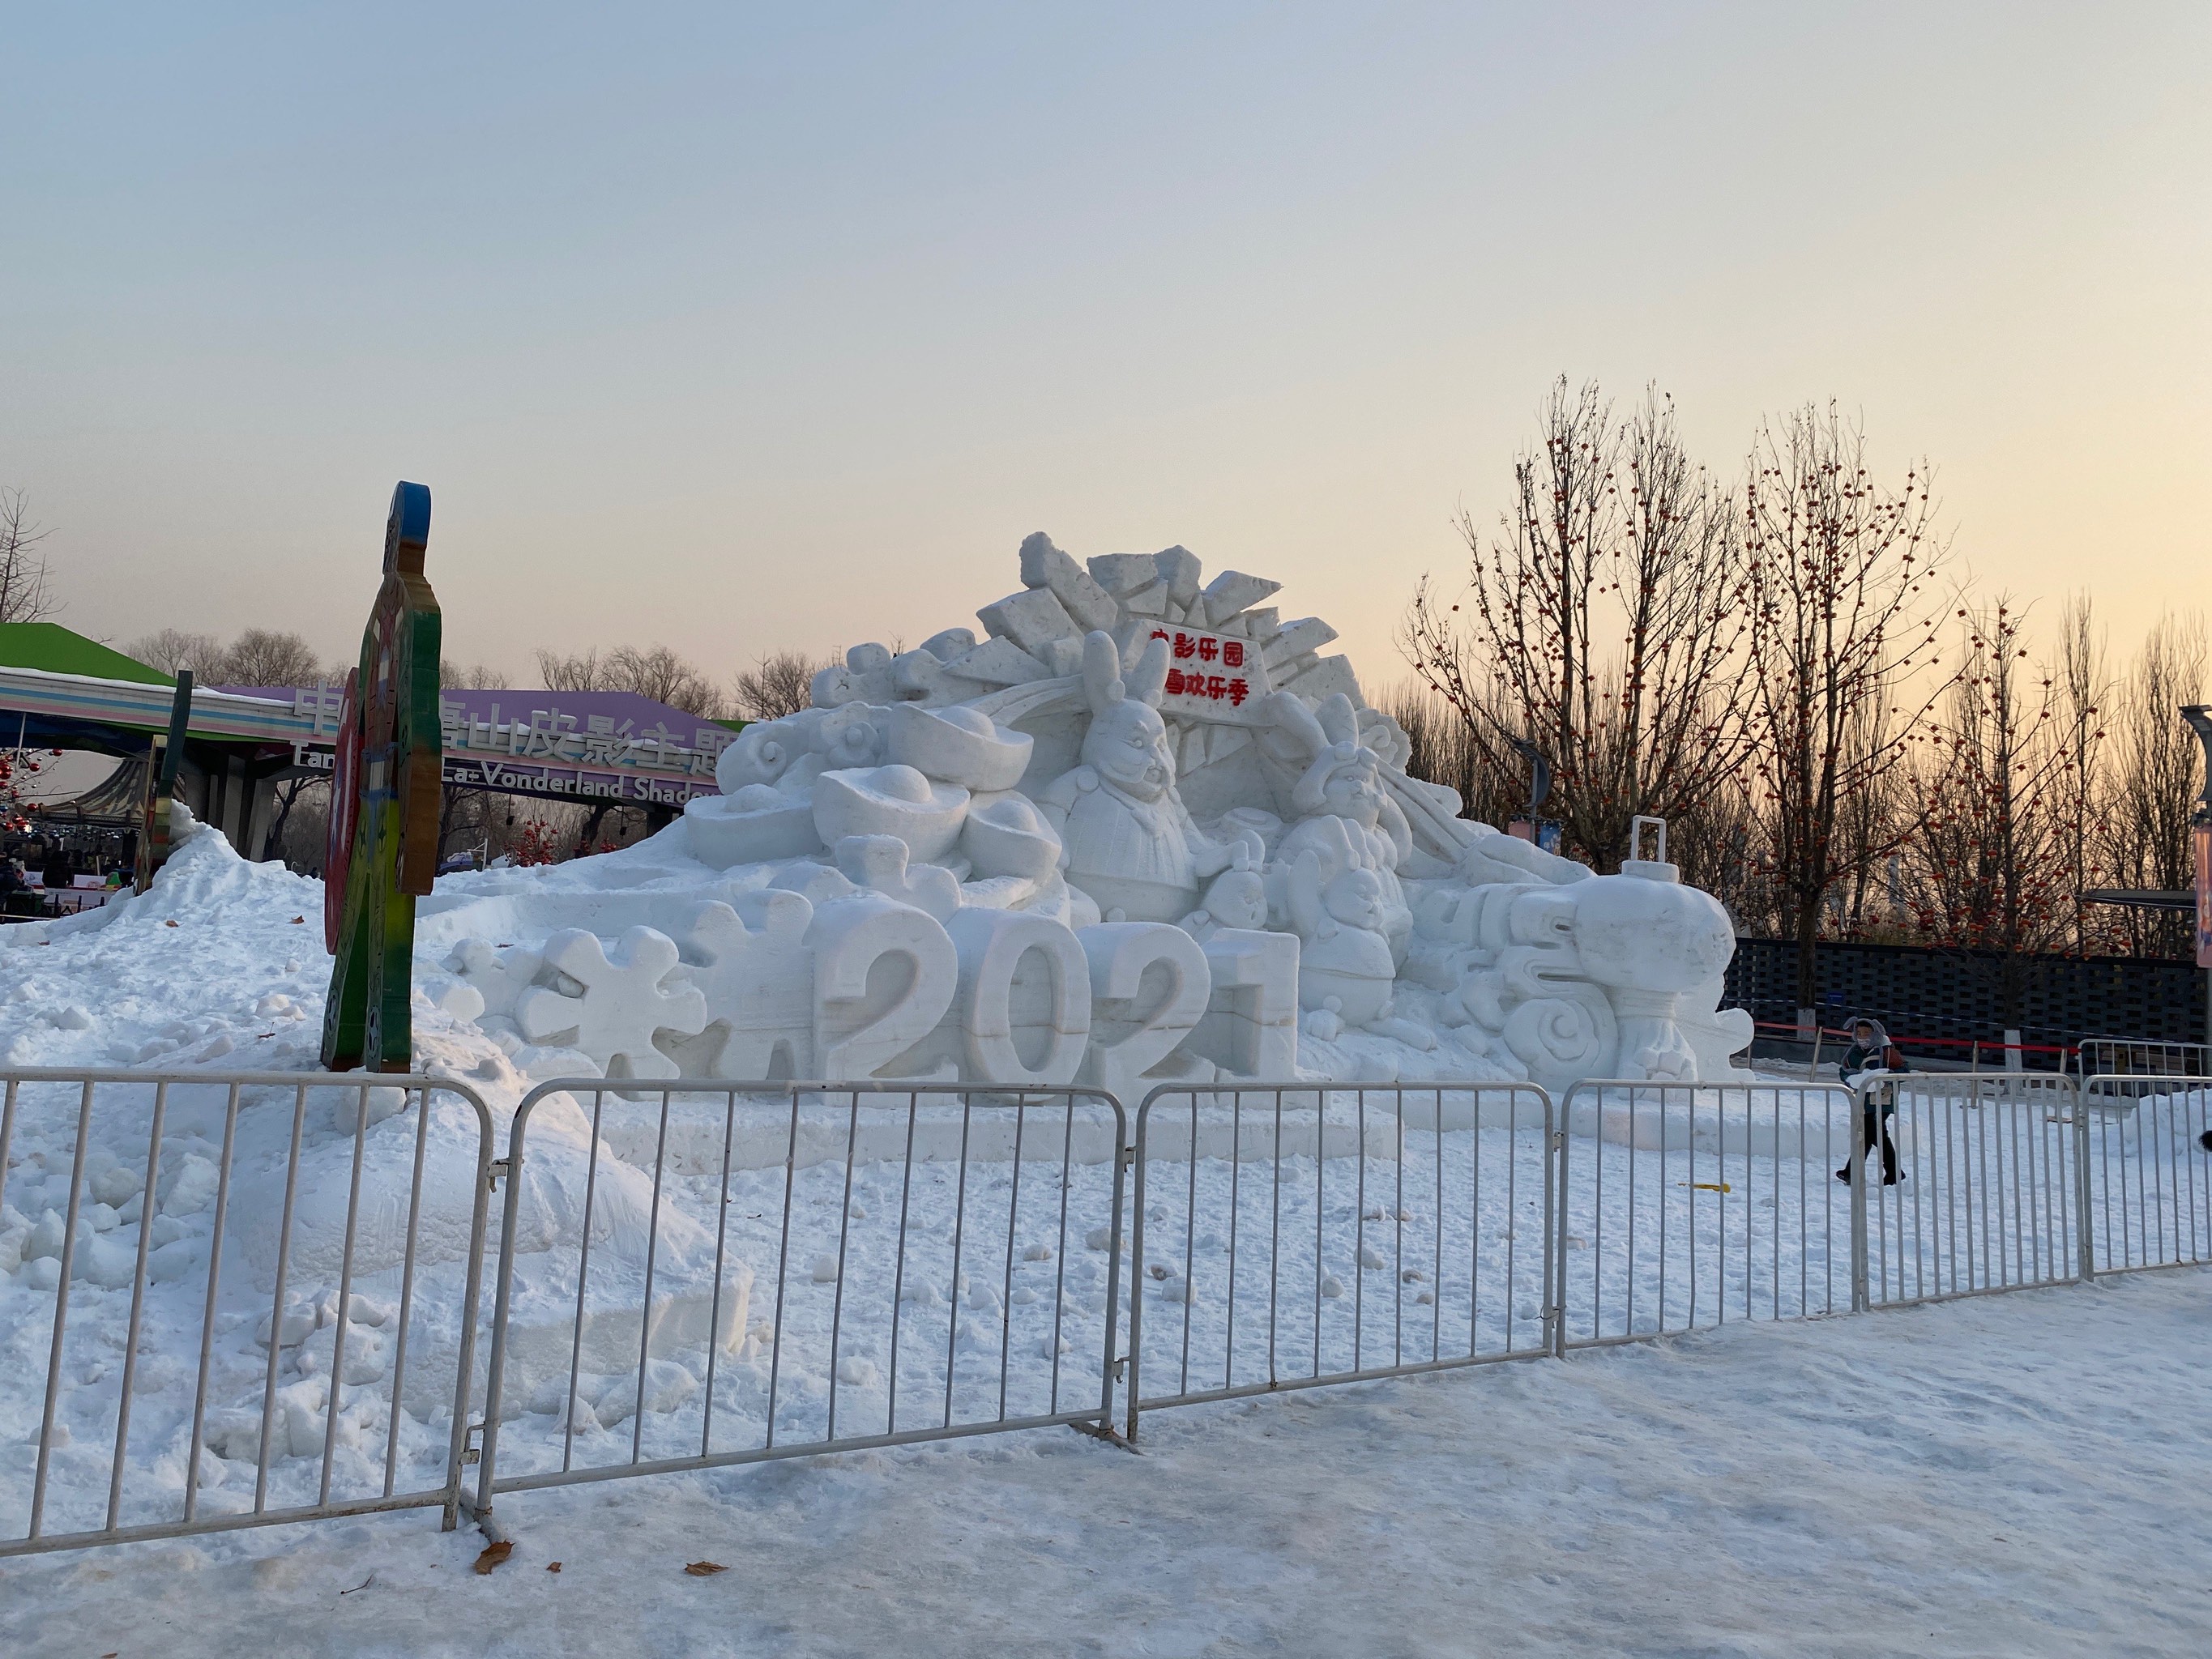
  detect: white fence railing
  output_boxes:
[471,1080,1127,1514]
[2077,1073,2212,1274]
[1555,1081,1859,1347]
[1855,1073,2085,1307]
[1121,1084,1555,1439]
[2075,1037,2210,1083]
[0,1068,496,1558]
[3,1066,2207,1555]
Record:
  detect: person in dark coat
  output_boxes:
[1834,1017,1905,1185]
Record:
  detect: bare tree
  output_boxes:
[535,646,607,693]
[263,777,330,866]
[2052,595,2112,953]
[1739,403,1954,1008]
[0,488,58,625]
[1381,679,1501,823]
[732,650,825,722]
[606,644,725,718]
[439,659,511,690]
[1672,761,1769,930]
[127,628,228,678]
[2100,613,2206,958]
[536,643,726,718]
[1905,601,2077,1023]
[216,628,332,688]
[1830,699,1907,939]
[1400,381,1754,868]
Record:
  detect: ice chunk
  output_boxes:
[159,1154,221,1217]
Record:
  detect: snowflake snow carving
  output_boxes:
[446,940,545,1021]
[675,892,817,1080]
[513,926,707,1081]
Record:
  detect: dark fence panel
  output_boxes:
[1725,938,2205,1048]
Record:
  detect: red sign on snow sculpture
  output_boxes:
[1140,626,1270,722]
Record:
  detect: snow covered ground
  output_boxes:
[6,817,2212,1653]
[1,1265,2207,1657]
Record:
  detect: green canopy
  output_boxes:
[0,624,169,686]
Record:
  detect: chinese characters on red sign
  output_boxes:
[1149,628,1253,708]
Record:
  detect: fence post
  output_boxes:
[471,1090,542,1521]
[2073,1073,2095,1282]
[1102,1113,1133,1444]
[1121,1102,1151,1444]
[1848,1081,1872,1312]
[1548,1115,1567,1359]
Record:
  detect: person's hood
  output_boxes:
[1851,1018,1891,1051]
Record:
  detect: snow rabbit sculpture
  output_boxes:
[1037,630,1258,923]
[1265,689,1415,964]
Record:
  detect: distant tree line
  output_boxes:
[1397,378,2206,1008]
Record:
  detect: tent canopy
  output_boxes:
[0,625,169,686]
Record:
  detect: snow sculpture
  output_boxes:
[674,893,816,1080]
[448,940,544,1021]
[423,530,1752,1095]
[886,703,1033,791]
[944,909,1091,1086]
[1284,852,1433,1050]
[514,927,707,1081]
[1190,929,1300,1081]
[813,766,969,864]
[1080,923,1211,1103]
[805,893,959,1081]
[1263,691,1414,965]
[1034,631,1260,924]
[833,834,962,921]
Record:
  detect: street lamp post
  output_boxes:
[2182,707,2212,1056]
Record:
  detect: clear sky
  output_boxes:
[5,3,2206,690]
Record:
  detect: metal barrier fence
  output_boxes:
[8,1063,2212,1557]
[0,1068,495,1558]
[1853,1072,2084,1308]
[1122,1084,1555,1439]
[2076,1038,2210,1082]
[472,1080,1127,1519]
[2077,1073,2212,1274]
[1555,1081,1860,1346]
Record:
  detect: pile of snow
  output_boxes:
[0,815,765,1540]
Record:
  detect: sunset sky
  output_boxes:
[6,3,2206,693]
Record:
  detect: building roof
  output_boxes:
[0,625,169,686]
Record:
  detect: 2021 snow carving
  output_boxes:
[435,532,1751,1094]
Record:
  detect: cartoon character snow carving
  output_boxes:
[1265,690,1415,964]
[1036,630,1260,923]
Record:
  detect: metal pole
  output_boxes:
[159,671,193,791]
[2073,1073,2095,1281]
[1848,1081,1871,1313]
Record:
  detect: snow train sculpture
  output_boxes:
[437,535,1753,1095]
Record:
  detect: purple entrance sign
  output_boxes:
[222,684,740,805]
